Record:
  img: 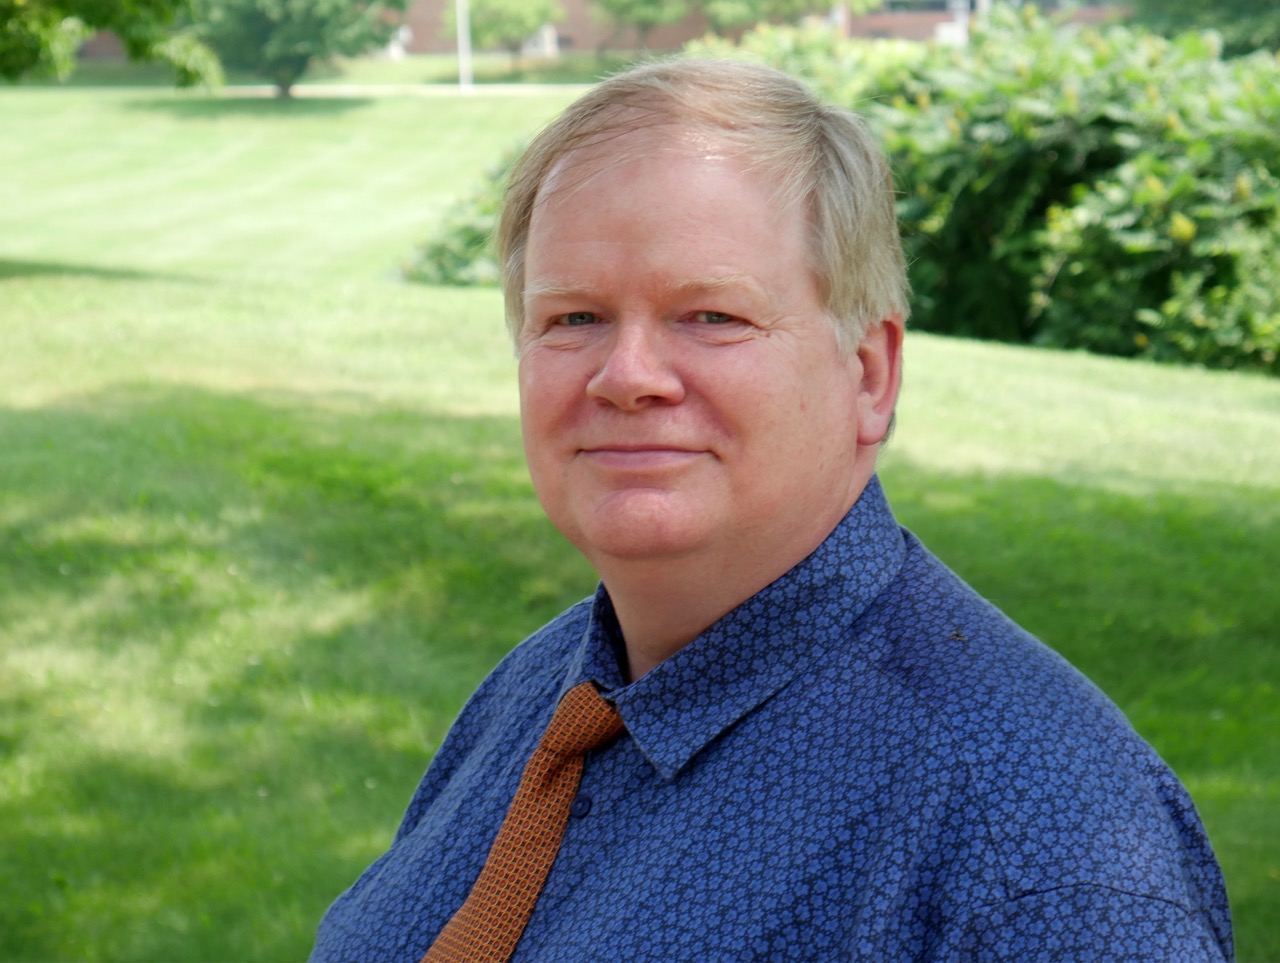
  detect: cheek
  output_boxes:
[519,356,587,474]
[742,368,858,461]
[517,368,551,453]
[519,349,588,408]
[518,357,563,429]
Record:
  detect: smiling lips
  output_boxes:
[579,446,707,471]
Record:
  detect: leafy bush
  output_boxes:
[1127,0,1280,59]
[870,9,1280,371]
[685,20,927,105]
[404,7,1280,373]
[402,151,514,286]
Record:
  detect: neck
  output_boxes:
[598,465,876,681]
[604,563,769,681]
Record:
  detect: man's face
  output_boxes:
[517,132,882,576]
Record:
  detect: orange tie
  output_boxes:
[421,682,626,963]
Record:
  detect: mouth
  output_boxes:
[578,446,705,470]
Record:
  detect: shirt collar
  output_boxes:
[562,475,906,781]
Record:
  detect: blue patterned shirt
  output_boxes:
[311,477,1232,961]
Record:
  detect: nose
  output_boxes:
[586,320,686,410]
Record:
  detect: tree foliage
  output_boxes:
[0,0,219,83]
[408,8,1280,373]
[404,149,514,287]
[698,0,876,35]
[444,0,563,66]
[191,0,408,96]
[692,9,1280,372]
[686,17,924,101]
[870,8,1280,371]
[593,0,688,49]
[1127,0,1280,58]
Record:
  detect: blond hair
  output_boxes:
[496,58,909,352]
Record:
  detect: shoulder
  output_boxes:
[850,532,1229,944]
[868,529,1135,744]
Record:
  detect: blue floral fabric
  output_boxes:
[311,476,1233,961]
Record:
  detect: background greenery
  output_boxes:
[24,46,640,87]
[702,8,1280,373]
[0,0,217,84]
[1127,0,1280,59]
[185,0,409,98]
[411,9,1280,374]
[2,77,1278,962]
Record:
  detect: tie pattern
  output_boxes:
[421,682,625,963]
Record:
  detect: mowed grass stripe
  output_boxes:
[2,89,578,280]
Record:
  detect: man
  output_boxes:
[311,60,1232,961]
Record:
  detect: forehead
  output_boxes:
[534,124,794,223]
[528,144,801,277]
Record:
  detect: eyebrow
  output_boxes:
[524,274,766,305]
[664,274,764,299]
[523,281,591,304]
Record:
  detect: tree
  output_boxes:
[1,0,219,83]
[593,0,689,50]
[444,0,564,69]
[191,0,409,98]
[698,0,880,36]
[1126,0,1280,57]
[698,0,819,35]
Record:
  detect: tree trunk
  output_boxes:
[271,56,309,99]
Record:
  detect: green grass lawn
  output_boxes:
[2,82,1277,961]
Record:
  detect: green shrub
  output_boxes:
[402,150,514,286]
[872,10,1280,371]
[1034,148,1280,367]
[403,7,1280,372]
[685,22,928,105]
[1127,0,1280,59]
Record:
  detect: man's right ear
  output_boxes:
[855,314,904,448]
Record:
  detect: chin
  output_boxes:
[583,533,706,566]
[566,503,712,566]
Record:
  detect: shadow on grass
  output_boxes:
[19,60,265,88]
[0,384,592,960]
[0,384,1275,960]
[125,95,378,119]
[0,258,198,282]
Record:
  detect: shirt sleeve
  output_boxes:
[953,883,1231,961]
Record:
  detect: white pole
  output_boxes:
[975,0,991,22]
[948,0,969,46]
[455,0,473,91]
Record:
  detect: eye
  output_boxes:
[557,311,600,326]
[691,310,738,325]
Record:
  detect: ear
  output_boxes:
[855,314,904,447]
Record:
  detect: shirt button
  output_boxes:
[570,794,592,818]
